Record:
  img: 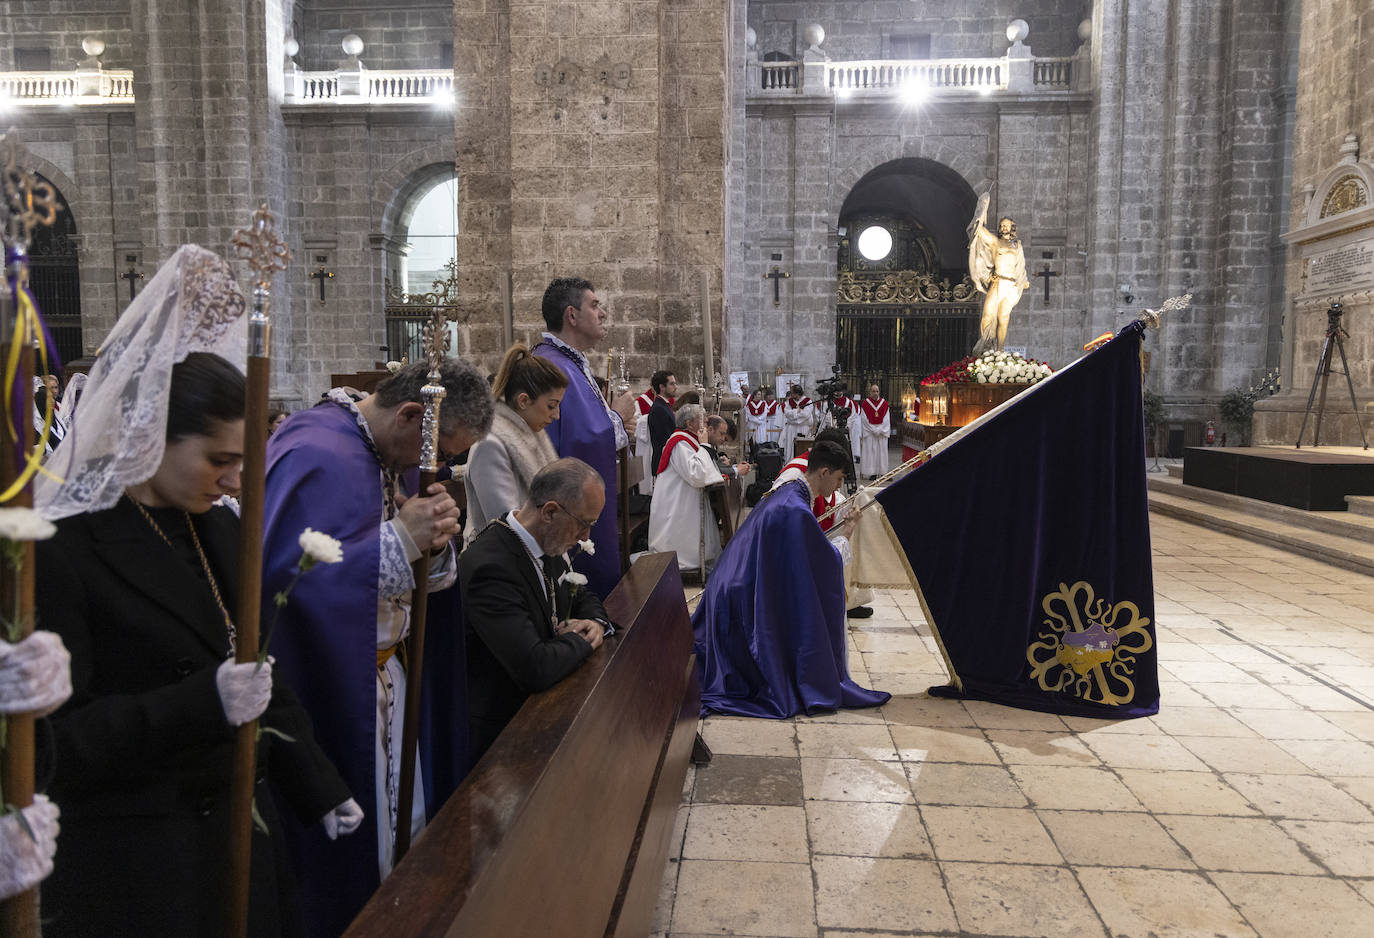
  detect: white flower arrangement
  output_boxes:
[966,351,1053,385]
[298,528,344,568]
[385,361,403,374]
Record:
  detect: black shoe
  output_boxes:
[846,605,874,619]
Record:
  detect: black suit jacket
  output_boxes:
[460,519,610,760]
[35,498,350,938]
[648,396,675,476]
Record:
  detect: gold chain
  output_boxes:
[127,495,237,653]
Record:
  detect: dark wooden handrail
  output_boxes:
[344,552,698,938]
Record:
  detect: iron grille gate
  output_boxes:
[836,304,979,408]
[29,226,83,366]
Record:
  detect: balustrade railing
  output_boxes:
[367,70,453,99]
[290,67,453,103]
[0,69,134,104]
[1032,57,1073,87]
[829,58,1005,93]
[299,73,339,101]
[759,61,800,92]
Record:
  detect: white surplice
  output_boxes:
[859,399,892,477]
[648,434,725,571]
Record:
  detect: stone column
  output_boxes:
[455,0,727,383]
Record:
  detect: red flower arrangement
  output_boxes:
[920,356,976,386]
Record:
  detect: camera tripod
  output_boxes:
[1295,301,1368,449]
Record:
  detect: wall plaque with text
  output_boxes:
[1305,239,1374,295]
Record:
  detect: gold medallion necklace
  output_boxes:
[127,494,237,652]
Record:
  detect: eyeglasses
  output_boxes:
[544,501,599,531]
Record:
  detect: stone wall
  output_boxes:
[1253,0,1374,446]
[297,0,452,71]
[749,0,1088,61]
[0,0,135,70]
[454,0,728,389]
[1074,0,1288,427]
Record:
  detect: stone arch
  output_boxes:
[830,142,986,222]
[376,143,458,241]
[9,148,84,245]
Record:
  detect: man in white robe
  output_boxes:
[760,388,783,448]
[648,403,725,572]
[743,388,766,452]
[859,384,892,479]
[779,384,815,458]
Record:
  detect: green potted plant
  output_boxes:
[1142,390,1165,457]
[1217,389,1254,445]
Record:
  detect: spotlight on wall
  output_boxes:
[900,77,928,107]
[431,87,456,109]
[1120,283,1134,305]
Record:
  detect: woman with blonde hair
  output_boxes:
[463,343,569,543]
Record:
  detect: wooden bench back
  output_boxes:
[344,552,698,938]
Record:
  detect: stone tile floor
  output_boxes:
[651,513,1374,937]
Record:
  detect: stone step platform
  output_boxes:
[1348,495,1374,518]
[1181,445,1374,511]
[1147,474,1374,577]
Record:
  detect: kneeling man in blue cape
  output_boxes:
[692,440,890,717]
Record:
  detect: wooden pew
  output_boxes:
[344,552,699,938]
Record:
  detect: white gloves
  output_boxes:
[0,795,60,902]
[215,659,272,726]
[0,631,72,717]
[321,798,364,840]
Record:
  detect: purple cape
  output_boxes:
[533,340,622,598]
[262,402,384,937]
[691,479,890,718]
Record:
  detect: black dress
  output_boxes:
[35,498,351,938]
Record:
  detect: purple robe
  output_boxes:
[263,402,462,937]
[533,340,623,598]
[692,479,890,718]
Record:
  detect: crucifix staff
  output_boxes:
[224,204,289,938]
[0,132,60,938]
[393,308,449,864]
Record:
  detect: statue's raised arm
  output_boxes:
[967,192,996,293]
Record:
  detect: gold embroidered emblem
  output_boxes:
[1026,580,1152,706]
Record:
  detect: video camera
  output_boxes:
[814,364,851,427]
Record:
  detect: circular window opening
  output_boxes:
[857,225,893,261]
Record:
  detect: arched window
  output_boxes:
[404,173,457,295]
[29,176,82,365]
[383,167,459,363]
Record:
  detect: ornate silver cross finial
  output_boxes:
[1,132,59,253]
[1142,293,1192,329]
[230,203,291,357]
[230,203,290,289]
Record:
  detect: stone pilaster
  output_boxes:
[455,0,728,385]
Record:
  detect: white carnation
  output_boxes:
[298,527,344,565]
[577,538,596,555]
[0,507,55,543]
[559,571,588,588]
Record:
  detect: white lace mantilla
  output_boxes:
[36,246,247,521]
